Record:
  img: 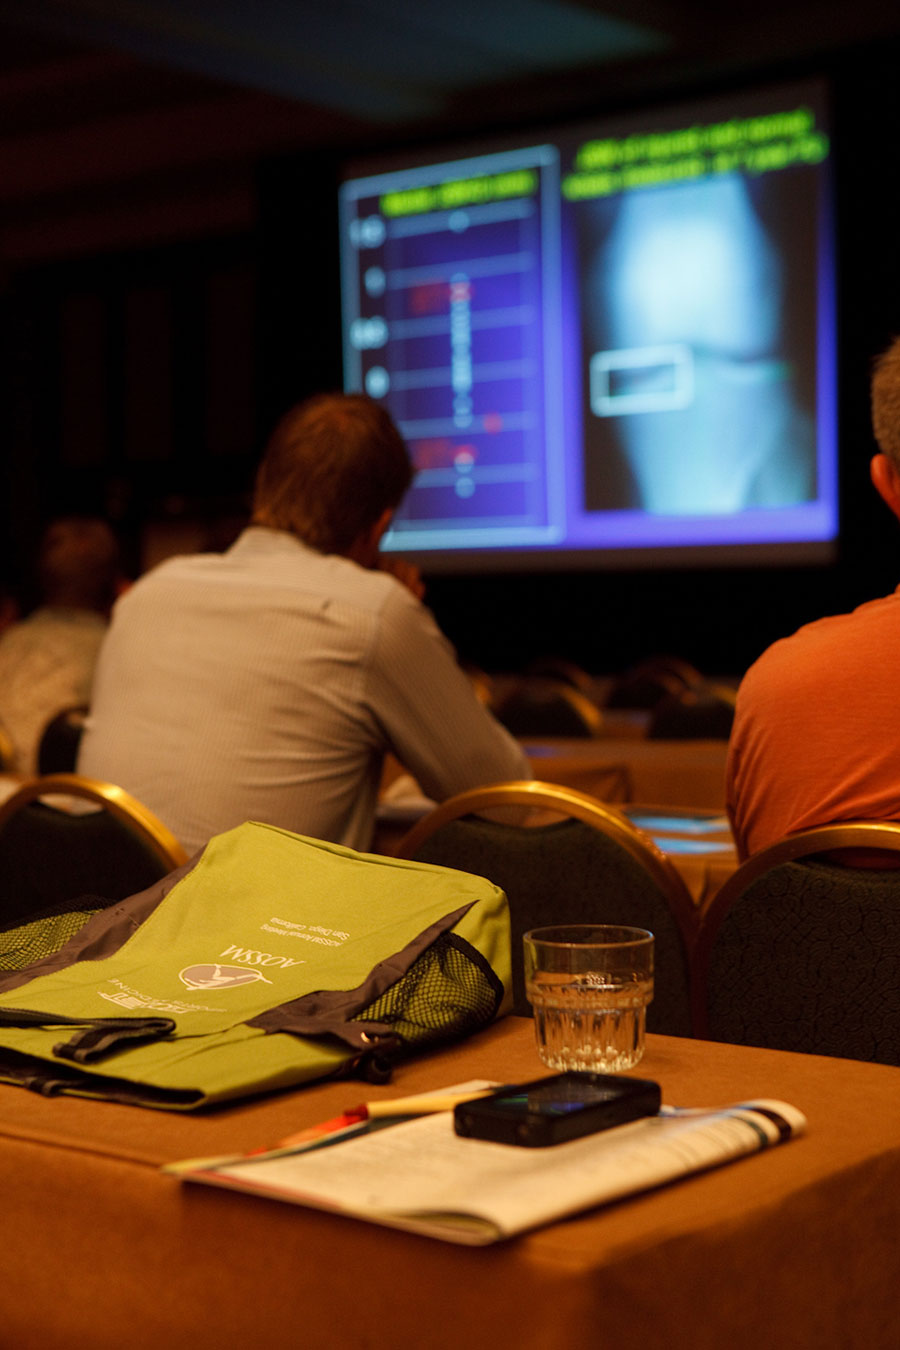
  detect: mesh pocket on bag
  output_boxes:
[354,932,504,1050]
[0,904,102,973]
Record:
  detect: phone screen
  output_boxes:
[484,1077,636,1117]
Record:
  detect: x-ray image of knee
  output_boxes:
[581,174,817,515]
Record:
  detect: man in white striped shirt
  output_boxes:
[78,394,530,856]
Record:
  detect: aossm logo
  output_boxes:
[179,964,273,991]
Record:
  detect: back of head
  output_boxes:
[37,517,122,614]
[872,337,900,470]
[251,393,413,555]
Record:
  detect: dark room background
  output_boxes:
[4,37,900,681]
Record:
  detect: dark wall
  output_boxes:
[1,233,261,605]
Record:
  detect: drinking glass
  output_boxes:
[523,925,654,1072]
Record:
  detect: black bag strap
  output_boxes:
[0,1006,175,1063]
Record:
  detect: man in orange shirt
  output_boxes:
[727,336,900,858]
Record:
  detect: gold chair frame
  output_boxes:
[493,679,605,738]
[550,683,605,736]
[0,721,16,772]
[397,779,697,942]
[0,772,189,871]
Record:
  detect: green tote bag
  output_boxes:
[0,821,511,1110]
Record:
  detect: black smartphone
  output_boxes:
[453,1072,661,1147]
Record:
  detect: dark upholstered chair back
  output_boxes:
[398,781,697,1035]
[493,678,603,739]
[37,705,88,774]
[647,688,735,740]
[694,821,900,1063]
[0,773,188,928]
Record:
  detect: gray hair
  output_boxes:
[872,337,900,470]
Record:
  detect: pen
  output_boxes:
[351,1085,504,1118]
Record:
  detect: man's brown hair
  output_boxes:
[251,393,413,554]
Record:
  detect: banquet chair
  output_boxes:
[604,655,704,711]
[0,719,15,772]
[396,780,696,1034]
[493,676,604,739]
[37,704,88,774]
[647,684,736,740]
[0,772,189,928]
[526,656,602,701]
[693,821,900,1063]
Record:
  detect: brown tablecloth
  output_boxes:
[2,1018,900,1349]
[379,735,729,814]
[524,736,730,809]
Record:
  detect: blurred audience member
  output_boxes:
[0,517,123,773]
[0,579,18,638]
[79,393,529,854]
[727,336,900,858]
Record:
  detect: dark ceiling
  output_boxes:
[0,1,898,266]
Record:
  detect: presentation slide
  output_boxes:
[339,79,836,570]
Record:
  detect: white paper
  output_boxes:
[190,1097,806,1245]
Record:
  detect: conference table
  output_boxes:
[522,734,731,810]
[623,802,737,911]
[2,1016,899,1349]
[380,732,730,814]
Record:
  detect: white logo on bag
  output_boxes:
[179,964,273,990]
[219,944,305,969]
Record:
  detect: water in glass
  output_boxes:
[528,971,652,1072]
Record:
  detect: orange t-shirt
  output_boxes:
[726,588,900,859]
